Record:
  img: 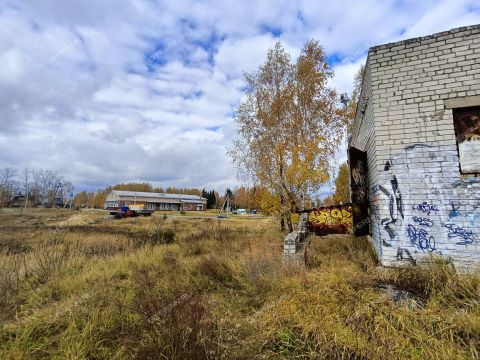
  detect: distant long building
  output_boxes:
[104,190,207,211]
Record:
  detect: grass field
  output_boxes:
[0,208,479,359]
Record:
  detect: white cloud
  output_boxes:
[329,57,366,95]
[0,0,478,193]
[0,49,26,83]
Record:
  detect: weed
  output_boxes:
[196,255,240,289]
[0,209,479,359]
[132,225,175,247]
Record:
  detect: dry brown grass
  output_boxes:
[0,209,478,359]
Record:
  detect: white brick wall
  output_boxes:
[351,25,480,270]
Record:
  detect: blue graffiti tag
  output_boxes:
[412,216,434,227]
[448,203,460,220]
[407,224,436,252]
[465,212,480,227]
[412,202,439,216]
[444,223,478,245]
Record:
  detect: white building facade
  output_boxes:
[104,190,207,211]
[350,25,480,270]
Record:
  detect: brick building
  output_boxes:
[104,190,207,211]
[349,25,480,269]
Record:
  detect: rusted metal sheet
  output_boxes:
[349,147,370,236]
[301,204,353,235]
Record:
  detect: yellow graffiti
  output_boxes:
[309,205,353,232]
[331,208,342,219]
[342,209,352,219]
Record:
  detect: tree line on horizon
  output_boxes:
[0,168,73,208]
[72,183,210,209]
[71,181,351,213]
[1,168,351,212]
[72,183,267,211]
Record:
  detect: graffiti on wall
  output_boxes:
[377,160,405,247]
[412,202,439,216]
[412,216,434,227]
[466,212,480,226]
[406,225,436,252]
[444,223,478,245]
[448,203,461,220]
[374,143,480,265]
[448,203,480,226]
[308,205,353,235]
[408,200,438,252]
[396,247,416,265]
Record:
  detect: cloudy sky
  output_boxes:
[0,0,479,193]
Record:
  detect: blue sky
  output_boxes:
[0,0,479,194]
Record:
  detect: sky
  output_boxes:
[0,0,479,194]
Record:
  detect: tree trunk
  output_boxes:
[279,154,286,232]
[287,212,293,232]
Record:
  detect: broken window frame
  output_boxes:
[452,106,480,175]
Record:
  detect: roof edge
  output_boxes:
[108,190,206,201]
[349,54,371,148]
[369,24,480,52]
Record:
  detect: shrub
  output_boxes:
[131,294,220,359]
[196,255,239,288]
[28,236,83,283]
[0,237,31,255]
[148,227,175,245]
[187,226,249,244]
[0,255,23,321]
[162,250,179,267]
[128,264,220,359]
[133,226,175,247]
[306,234,377,271]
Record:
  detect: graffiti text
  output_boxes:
[444,223,477,245]
[412,202,439,216]
[407,224,436,252]
[412,216,434,227]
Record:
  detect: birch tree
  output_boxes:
[22,168,30,209]
[230,40,344,231]
[0,168,16,208]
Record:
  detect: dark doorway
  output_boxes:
[348,147,370,236]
